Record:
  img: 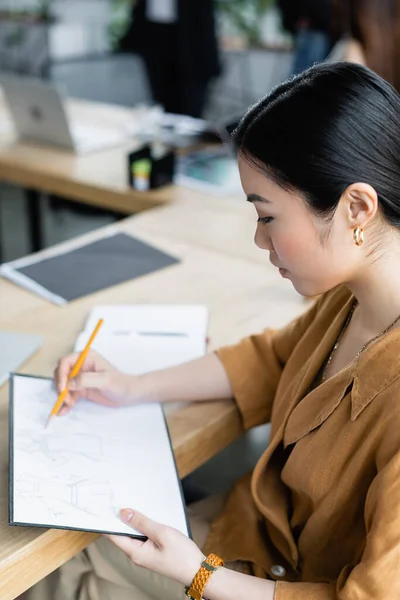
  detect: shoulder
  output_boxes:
[326,37,366,66]
[369,375,400,467]
[341,38,366,65]
[344,38,367,65]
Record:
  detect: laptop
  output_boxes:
[0,75,128,154]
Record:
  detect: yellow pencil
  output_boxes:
[45,318,104,428]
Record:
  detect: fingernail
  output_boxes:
[68,380,76,390]
[120,509,134,523]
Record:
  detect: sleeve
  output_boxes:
[274,411,400,600]
[216,295,326,431]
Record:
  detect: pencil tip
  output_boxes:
[45,415,52,429]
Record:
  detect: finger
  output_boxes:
[58,405,70,417]
[56,353,81,391]
[58,393,79,415]
[56,350,102,391]
[106,534,145,560]
[58,389,80,411]
[119,509,163,544]
[69,372,109,393]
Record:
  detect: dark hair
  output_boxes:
[233,62,400,228]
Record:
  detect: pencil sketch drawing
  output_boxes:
[12,375,189,537]
[15,431,107,467]
[15,474,117,521]
[12,377,125,527]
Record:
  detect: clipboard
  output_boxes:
[9,373,190,538]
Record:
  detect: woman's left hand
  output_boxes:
[107,509,204,587]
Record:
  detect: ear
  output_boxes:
[341,183,379,227]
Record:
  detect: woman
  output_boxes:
[25,62,400,599]
[331,0,400,91]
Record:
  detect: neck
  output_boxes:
[347,236,400,333]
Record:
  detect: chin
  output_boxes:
[291,279,334,298]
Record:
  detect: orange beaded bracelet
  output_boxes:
[185,553,224,600]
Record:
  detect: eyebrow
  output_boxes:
[246,193,271,204]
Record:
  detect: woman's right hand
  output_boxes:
[55,350,135,415]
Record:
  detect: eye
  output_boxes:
[257,216,273,225]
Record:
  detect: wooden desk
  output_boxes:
[0,214,306,598]
[0,94,246,257]
[0,96,241,215]
[0,277,50,322]
[0,98,172,213]
[0,187,307,325]
[130,191,268,264]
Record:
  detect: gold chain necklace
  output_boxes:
[321,300,400,382]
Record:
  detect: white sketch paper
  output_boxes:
[83,305,208,338]
[10,375,188,537]
[74,331,205,376]
[74,305,208,376]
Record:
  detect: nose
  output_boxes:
[254,224,272,251]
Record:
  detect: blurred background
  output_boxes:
[0,0,291,264]
[0,0,395,264]
[0,0,291,110]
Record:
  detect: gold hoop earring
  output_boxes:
[353,225,364,246]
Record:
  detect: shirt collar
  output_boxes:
[284,293,400,445]
[351,329,400,419]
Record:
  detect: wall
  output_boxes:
[0,0,113,59]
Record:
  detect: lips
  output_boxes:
[269,258,281,269]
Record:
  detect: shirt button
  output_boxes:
[271,565,286,577]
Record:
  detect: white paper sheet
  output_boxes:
[75,304,208,374]
[74,331,205,375]
[83,305,208,338]
[10,375,188,537]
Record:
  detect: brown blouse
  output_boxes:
[204,285,400,599]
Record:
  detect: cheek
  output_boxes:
[272,229,316,263]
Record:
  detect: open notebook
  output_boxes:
[9,304,208,537]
